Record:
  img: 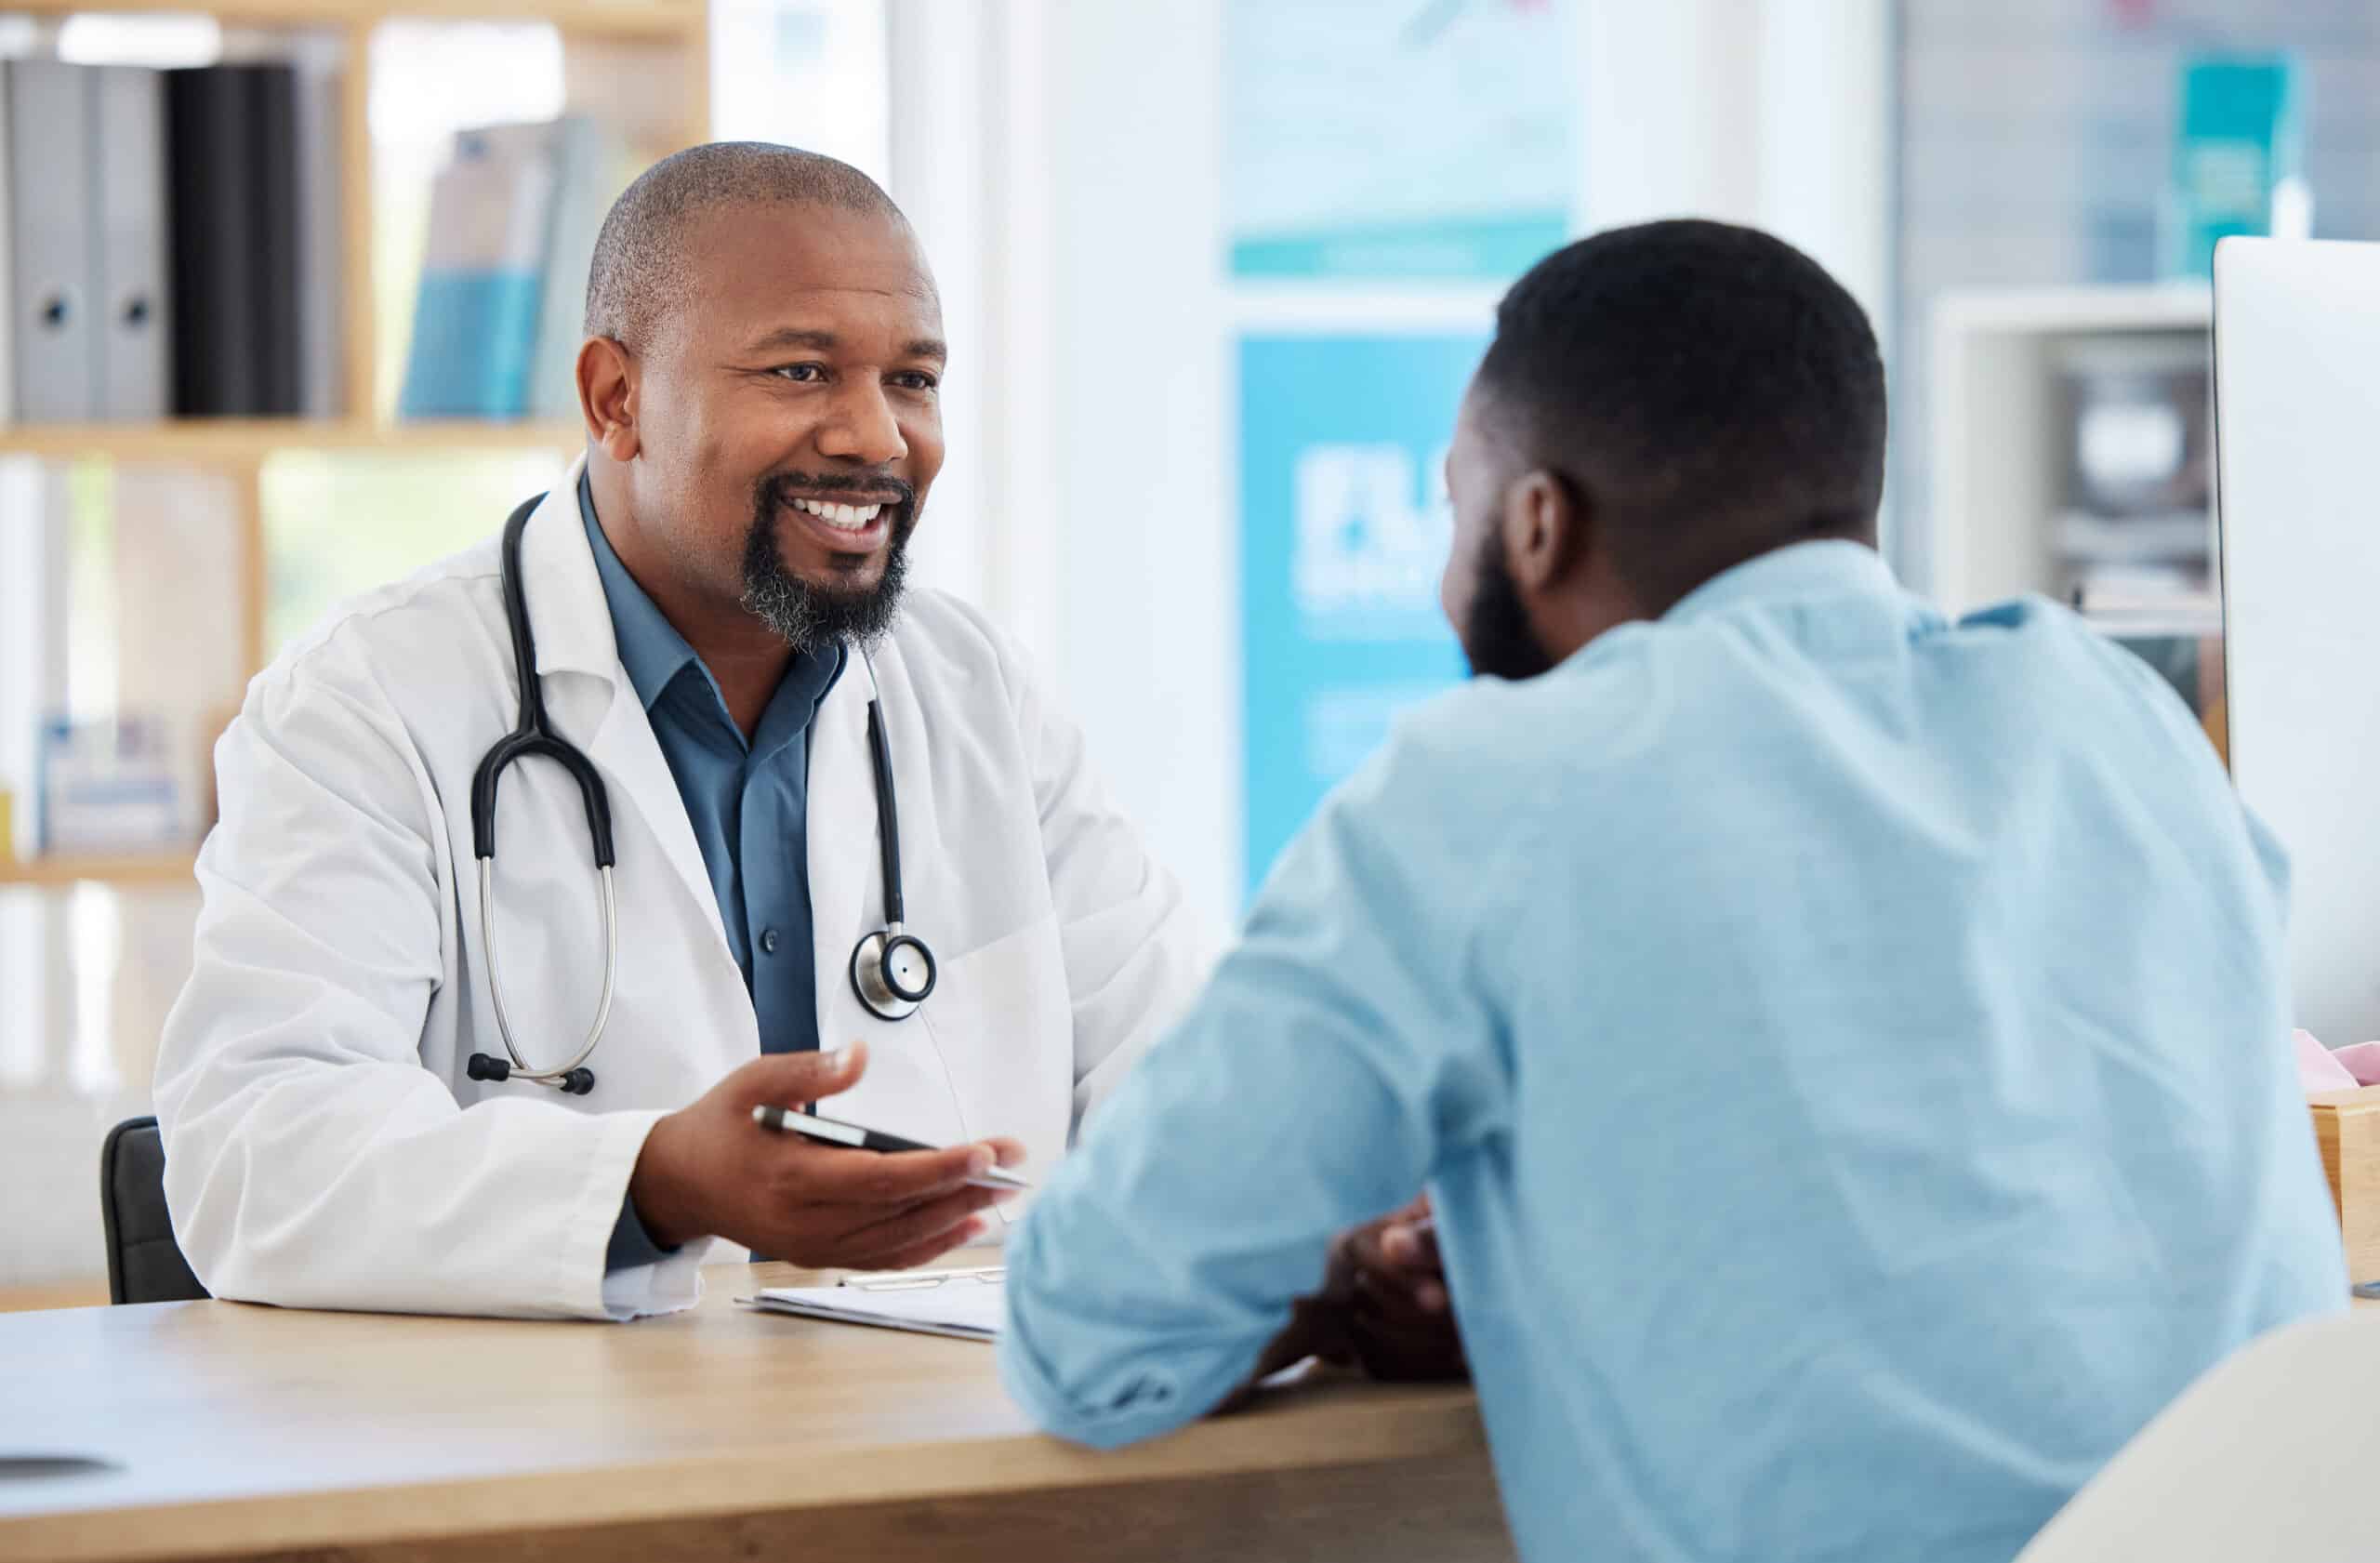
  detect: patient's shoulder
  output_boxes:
[1393,629,1670,771]
[1339,636,1664,833]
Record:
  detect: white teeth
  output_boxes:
[790,497,884,530]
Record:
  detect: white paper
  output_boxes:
[747,1278,1005,1341]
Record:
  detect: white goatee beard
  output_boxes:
[739,568,827,653]
[738,506,912,654]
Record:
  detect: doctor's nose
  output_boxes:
[813,385,908,467]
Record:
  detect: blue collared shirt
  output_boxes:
[581,473,842,1267]
[1000,541,2347,1563]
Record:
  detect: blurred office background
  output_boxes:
[0,0,2355,1303]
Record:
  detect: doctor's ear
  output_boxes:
[577,338,641,463]
[1499,469,1586,593]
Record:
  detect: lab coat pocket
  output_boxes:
[919,911,1072,1225]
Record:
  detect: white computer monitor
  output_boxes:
[2215,236,2380,1043]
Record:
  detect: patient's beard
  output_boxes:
[1461,530,1556,682]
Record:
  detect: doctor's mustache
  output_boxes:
[756,470,918,510]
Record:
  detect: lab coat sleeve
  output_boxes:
[153,655,704,1320]
[998,704,1514,1447]
[992,632,1214,1130]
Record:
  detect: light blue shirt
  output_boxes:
[1000,541,2347,1563]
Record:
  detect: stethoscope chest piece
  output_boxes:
[851,924,938,1022]
[845,681,936,1023]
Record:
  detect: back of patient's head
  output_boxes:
[1478,219,1887,614]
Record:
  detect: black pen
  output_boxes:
[751,1104,1032,1191]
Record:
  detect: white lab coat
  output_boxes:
[153,464,1209,1320]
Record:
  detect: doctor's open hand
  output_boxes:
[626,1041,1025,1268]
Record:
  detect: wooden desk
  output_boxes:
[2309,1088,2380,1287]
[0,1262,1512,1563]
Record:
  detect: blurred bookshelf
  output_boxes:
[16,0,700,33]
[0,0,707,890]
[0,0,708,1296]
[0,417,583,461]
[1928,282,2228,763]
[0,850,194,888]
[1929,283,2213,614]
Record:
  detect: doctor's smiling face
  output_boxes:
[577,144,945,659]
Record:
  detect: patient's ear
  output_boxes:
[1501,470,1587,592]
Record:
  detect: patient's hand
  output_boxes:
[1323,1195,1468,1383]
[1246,1195,1469,1392]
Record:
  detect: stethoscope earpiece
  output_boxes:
[465,1052,594,1094]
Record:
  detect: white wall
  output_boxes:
[1042,0,1236,934]
[1580,0,1893,340]
[887,0,1237,937]
[886,0,1895,939]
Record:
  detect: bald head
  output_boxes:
[584,140,906,352]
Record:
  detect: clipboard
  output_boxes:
[739,1267,1005,1342]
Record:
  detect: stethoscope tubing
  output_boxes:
[478,855,618,1088]
[468,490,933,1095]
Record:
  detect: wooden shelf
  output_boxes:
[0,0,704,39]
[0,418,585,463]
[0,853,198,890]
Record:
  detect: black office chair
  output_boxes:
[99,1117,209,1305]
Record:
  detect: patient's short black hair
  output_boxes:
[1475,219,1888,611]
[584,140,905,351]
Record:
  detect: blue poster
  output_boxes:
[1240,333,1484,896]
[1225,0,1574,281]
[2168,54,2303,280]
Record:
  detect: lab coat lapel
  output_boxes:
[807,671,876,1045]
[583,681,733,959]
[516,457,734,967]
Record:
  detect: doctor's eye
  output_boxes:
[889,370,939,393]
[771,363,828,384]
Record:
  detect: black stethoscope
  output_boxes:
[463,494,938,1097]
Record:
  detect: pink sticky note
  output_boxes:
[2297,1029,2360,1093]
[2332,1041,2380,1087]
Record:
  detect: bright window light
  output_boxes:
[711,0,889,182]
[56,13,223,68]
[69,884,120,1095]
[369,20,564,142]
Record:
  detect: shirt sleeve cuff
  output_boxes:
[604,1192,680,1274]
[578,1109,703,1321]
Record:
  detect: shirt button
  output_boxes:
[760,928,781,956]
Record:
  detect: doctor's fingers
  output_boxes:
[774,1141,998,1205]
[815,1184,1006,1263]
[729,1040,870,1110]
[826,1221,988,1276]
